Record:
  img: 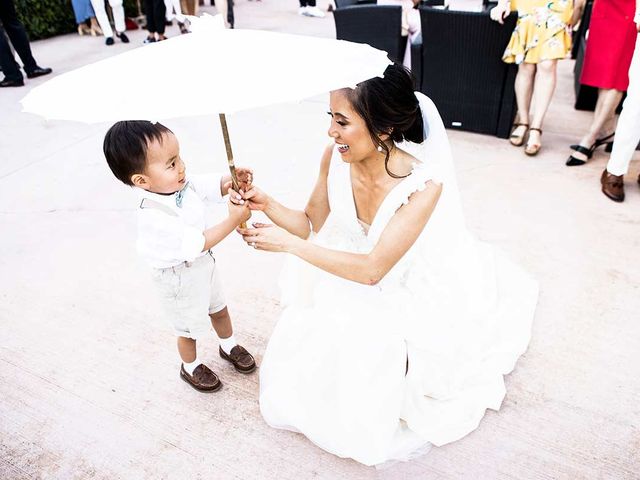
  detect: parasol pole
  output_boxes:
[219,113,248,229]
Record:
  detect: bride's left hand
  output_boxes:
[237,223,296,252]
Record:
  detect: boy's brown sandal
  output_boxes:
[219,345,257,373]
[180,364,222,392]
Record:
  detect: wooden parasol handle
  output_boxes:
[219,113,248,229]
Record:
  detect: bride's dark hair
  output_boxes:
[345,63,424,178]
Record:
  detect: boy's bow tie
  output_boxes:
[175,181,190,207]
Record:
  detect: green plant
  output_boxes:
[123,0,142,18]
[13,0,142,41]
[14,0,76,41]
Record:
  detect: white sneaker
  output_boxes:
[305,6,325,17]
[298,6,309,15]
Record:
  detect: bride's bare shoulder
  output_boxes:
[396,147,421,173]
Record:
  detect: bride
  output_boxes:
[234,64,539,466]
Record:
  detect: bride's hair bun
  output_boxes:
[348,63,425,145]
[346,63,425,177]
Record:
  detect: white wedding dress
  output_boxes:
[259,93,539,466]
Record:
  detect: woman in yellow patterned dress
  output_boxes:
[491,0,576,155]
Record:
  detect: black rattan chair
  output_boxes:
[333,5,405,64]
[417,7,517,138]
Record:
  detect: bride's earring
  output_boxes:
[377,145,383,152]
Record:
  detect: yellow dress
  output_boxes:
[503,0,573,64]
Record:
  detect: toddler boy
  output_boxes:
[103,120,255,392]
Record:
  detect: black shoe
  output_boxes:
[569,133,614,153]
[565,135,612,166]
[25,67,52,79]
[143,36,156,44]
[105,36,115,45]
[117,32,130,43]
[566,144,595,166]
[0,77,24,87]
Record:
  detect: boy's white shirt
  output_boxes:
[136,173,224,269]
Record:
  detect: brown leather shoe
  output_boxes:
[219,345,256,373]
[600,170,625,202]
[180,364,222,392]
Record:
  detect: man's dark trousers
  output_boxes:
[0,0,38,81]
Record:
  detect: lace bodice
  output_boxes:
[312,149,439,287]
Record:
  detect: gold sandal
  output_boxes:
[509,123,529,147]
[524,127,542,156]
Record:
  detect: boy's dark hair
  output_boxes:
[103,121,173,186]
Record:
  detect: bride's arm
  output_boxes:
[240,181,442,285]
[240,145,332,239]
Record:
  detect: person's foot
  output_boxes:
[117,32,130,43]
[157,35,168,41]
[180,364,222,392]
[524,128,542,156]
[105,36,115,46]
[570,132,614,152]
[219,345,256,373]
[298,6,308,15]
[0,77,24,87]
[178,21,189,34]
[25,67,52,79]
[600,170,625,202]
[305,6,325,17]
[143,36,156,44]
[509,123,528,147]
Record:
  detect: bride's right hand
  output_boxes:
[242,185,270,211]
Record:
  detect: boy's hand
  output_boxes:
[235,167,253,192]
[228,197,251,224]
[221,167,253,196]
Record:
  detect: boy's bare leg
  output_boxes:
[177,336,197,363]
[211,307,256,373]
[210,307,233,339]
[177,335,221,391]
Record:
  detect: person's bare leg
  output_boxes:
[177,336,197,363]
[89,17,102,35]
[527,59,557,150]
[571,88,623,162]
[210,307,233,339]
[512,62,536,140]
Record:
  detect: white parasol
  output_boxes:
[21,14,391,222]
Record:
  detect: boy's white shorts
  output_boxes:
[151,251,226,339]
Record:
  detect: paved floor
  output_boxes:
[1,1,639,479]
